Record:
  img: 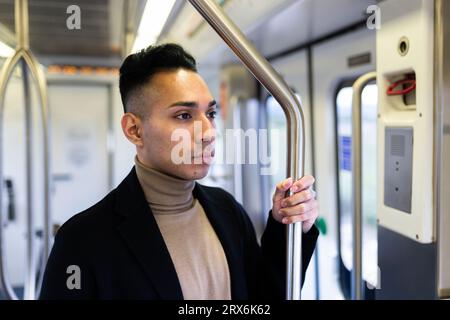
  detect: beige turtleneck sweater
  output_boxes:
[134,157,231,300]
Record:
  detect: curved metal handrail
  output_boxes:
[0,0,50,300]
[351,71,376,300]
[187,0,306,299]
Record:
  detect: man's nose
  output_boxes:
[197,115,216,143]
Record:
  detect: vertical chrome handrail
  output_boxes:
[351,71,376,300]
[0,0,50,300]
[187,0,306,299]
[21,58,35,300]
[230,95,244,205]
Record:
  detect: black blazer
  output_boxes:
[40,167,318,300]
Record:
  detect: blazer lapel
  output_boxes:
[114,168,183,300]
[193,183,248,299]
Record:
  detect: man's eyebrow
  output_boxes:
[168,100,217,108]
[168,101,198,108]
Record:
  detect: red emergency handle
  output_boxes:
[386,79,416,96]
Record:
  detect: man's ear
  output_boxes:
[121,113,144,147]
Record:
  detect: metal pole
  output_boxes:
[0,52,22,301]
[187,0,305,299]
[351,71,376,300]
[16,0,52,281]
[15,0,29,51]
[24,50,51,267]
[17,4,33,294]
[21,59,35,300]
[231,96,244,205]
[0,0,50,300]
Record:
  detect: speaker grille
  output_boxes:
[391,134,405,157]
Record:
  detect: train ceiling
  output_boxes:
[0,0,379,67]
[0,0,145,66]
[161,0,379,66]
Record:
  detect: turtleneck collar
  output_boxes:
[134,156,195,215]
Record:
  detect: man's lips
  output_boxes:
[192,150,215,158]
[192,150,215,164]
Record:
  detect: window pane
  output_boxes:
[336,84,378,287]
[266,96,287,194]
[266,94,302,195]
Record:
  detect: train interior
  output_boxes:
[0,0,449,300]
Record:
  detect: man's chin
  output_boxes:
[189,163,211,180]
[168,163,210,181]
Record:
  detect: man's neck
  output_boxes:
[134,156,195,215]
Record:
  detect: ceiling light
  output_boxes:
[131,0,176,53]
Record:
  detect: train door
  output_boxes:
[48,82,110,227]
[312,28,376,299]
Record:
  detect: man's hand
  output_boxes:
[272,176,318,233]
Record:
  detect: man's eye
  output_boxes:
[176,113,192,120]
[207,111,217,119]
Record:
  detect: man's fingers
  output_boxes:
[290,175,315,193]
[281,208,319,224]
[278,200,318,217]
[272,177,293,202]
[280,188,315,208]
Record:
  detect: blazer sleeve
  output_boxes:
[39,224,97,299]
[236,202,319,300]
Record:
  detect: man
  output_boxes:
[40,43,319,300]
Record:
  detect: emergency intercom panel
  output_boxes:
[377,0,435,243]
[384,127,413,214]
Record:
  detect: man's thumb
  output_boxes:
[273,177,293,202]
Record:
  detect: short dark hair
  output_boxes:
[119,43,197,116]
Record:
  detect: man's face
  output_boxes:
[128,69,217,180]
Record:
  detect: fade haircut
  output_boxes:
[119,43,197,117]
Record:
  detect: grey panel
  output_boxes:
[376,226,437,299]
[384,127,413,213]
[347,52,371,67]
[444,124,450,134]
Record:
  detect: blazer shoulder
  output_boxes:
[54,189,116,244]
